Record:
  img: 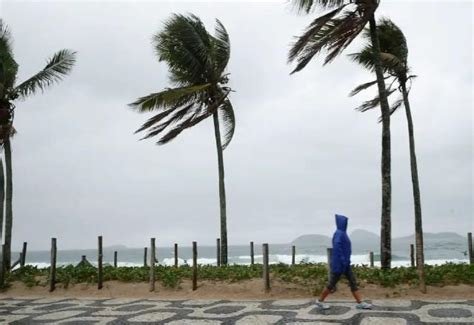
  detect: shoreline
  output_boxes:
[15,258,471,269]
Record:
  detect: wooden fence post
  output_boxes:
[250,241,254,265]
[262,243,270,292]
[114,251,118,268]
[149,238,156,292]
[468,232,473,265]
[291,245,296,265]
[20,242,27,267]
[49,238,57,292]
[174,243,178,267]
[98,236,103,290]
[192,241,198,291]
[326,248,332,279]
[410,244,415,267]
[216,238,221,267]
[369,251,374,267]
[144,247,148,267]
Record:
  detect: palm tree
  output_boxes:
[288,0,393,269]
[130,14,235,265]
[0,19,76,269]
[349,18,426,292]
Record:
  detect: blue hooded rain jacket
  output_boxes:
[330,214,351,274]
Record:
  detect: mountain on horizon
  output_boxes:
[291,230,466,253]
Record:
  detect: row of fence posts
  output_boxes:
[13,232,474,292]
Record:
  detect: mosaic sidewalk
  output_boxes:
[0,298,473,324]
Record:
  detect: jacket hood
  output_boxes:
[335,214,348,232]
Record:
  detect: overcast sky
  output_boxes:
[1,0,472,250]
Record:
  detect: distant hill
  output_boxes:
[291,230,466,253]
[350,229,380,252]
[291,234,331,247]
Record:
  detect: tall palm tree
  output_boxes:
[0,19,76,269]
[130,14,235,265]
[349,18,426,292]
[288,0,393,269]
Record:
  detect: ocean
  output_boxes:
[13,240,470,269]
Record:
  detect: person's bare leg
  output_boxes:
[319,287,330,302]
[351,290,362,304]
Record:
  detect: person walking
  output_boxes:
[316,214,373,310]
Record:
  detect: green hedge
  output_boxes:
[7,262,473,290]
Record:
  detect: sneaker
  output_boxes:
[315,300,330,310]
[356,302,373,310]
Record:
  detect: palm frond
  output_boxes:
[377,96,404,123]
[212,19,230,77]
[139,102,199,140]
[14,49,76,99]
[0,20,13,57]
[355,87,396,112]
[349,79,377,97]
[154,14,212,86]
[154,89,230,145]
[348,47,375,71]
[0,20,18,91]
[218,98,235,150]
[289,1,377,73]
[351,17,409,77]
[288,5,347,64]
[129,83,210,113]
[290,0,346,14]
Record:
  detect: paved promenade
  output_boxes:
[0,297,473,324]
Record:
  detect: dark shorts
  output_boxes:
[327,266,358,292]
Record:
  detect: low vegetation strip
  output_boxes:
[6,263,474,292]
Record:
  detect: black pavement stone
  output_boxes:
[428,307,472,318]
[34,303,77,311]
[308,305,351,315]
[203,305,246,314]
[354,312,423,325]
[115,304,155,312]
[61,321,99,325]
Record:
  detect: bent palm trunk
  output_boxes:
[213,112,228,265]
[401,81,426,292]
[368,17,392,270]
[3,139,12,270]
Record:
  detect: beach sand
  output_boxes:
[2,279,473,300]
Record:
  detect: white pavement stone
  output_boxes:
[30,298,66,304]
[0,314,30,323]
[182,300,217,306]
[361,317,407,325]
[272,299,311,306]
[101,298,140,305]
[167,320,222,325]
[33,310,86,320]
[235,315,282,324]
[287,322,341,325]
[128,311,176,322]
[56,316,117,324]
[372,300,412,307]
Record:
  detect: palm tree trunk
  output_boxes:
[3,139,12,270]
[0,158,5,243]
[0,158,5,285]
[212,112,228,265]
[401,81,426,292]
[368,17,392,270]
